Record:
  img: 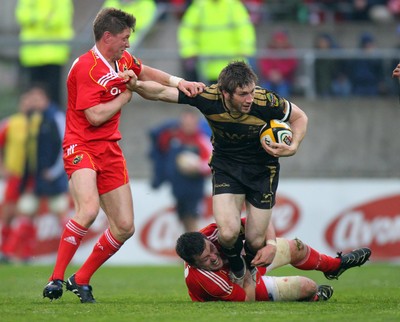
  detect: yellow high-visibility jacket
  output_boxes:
[178,0,256,81]
[15,0,74,67]
[0,112,42,177]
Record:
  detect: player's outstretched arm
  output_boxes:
[139,64,205,97]
[129,79,179,103]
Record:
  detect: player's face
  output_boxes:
[224,83,255,114]
[194,239,224,271]
[108,27,131,61]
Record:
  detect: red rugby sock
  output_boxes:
[2,217,36,260]
[75,229,122,285]
[0,225,12,253]
[292,245,340,272]
[50,219,87,281]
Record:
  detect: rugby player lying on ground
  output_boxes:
[175,218,371,302]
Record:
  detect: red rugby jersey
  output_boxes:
[63,46,142,148]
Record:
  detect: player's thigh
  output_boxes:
[212,193,244,240]
[100,183,134,238]
[245,203,272,246]
[213,194,244,226]
[69,168,100,226]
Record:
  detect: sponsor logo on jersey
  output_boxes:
[132,56,141,67]
[73,154,83,164]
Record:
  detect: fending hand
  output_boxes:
[178,80,206,97]
[251,244,277,267]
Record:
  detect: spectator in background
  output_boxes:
[258,30,298,97]
[314,33,352,97]
[0,92,35,263]
[102,0,157,48]
[392,62,400,78]
[0,85,69,263]
[148,109,212,232]
[349,32,387,96]
[242,0,264,25]
[177,0,256,84]
[15,0,74,106]
[349,0,375,21]
[388,0,400,18]
[157,0,192,19]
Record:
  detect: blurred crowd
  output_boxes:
[1,0,400,100]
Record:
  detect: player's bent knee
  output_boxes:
[218,227,241,246]
[246,235,266,251]
[270,276,316,301]
[113,222,135,242]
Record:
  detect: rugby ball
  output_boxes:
[259,120,292,146]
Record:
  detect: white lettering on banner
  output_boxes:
[273,204,297,232]
[332,211,400,249]
[143,213,181,253]
[1,179,400,264]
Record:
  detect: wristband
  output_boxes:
[267,239,277,246]
[169,76,184,87]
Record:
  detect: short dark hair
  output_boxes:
[21,82,50,98]
[93,7,136,41]
[218,61,258,95]
[175,232,207,266]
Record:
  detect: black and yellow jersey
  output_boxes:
[178,84,291,165]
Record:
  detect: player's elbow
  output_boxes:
[86,114,105,127]
[84,109,105,127]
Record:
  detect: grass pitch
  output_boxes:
[0,263,399,322]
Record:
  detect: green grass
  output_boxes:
[0,263,399,322]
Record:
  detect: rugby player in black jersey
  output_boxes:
[127,61,308,299]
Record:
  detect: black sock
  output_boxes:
[219,237,245,276]
[244,241,257,269]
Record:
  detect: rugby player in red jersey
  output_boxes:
[175,219,371,302]
[43,7,204,303]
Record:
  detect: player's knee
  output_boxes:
[273,276,317,301]
[114,220,135,242]
[299,277,318,301]
[218,226,240,247]
[74,204,100,227]
[246,234,266,251]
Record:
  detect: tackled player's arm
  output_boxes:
[251,221,277,267]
